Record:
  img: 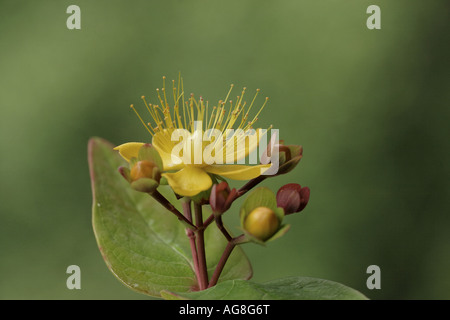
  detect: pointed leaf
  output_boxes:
[267,224,291,243]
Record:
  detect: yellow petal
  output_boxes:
[163,166,213,197]
[204,164,271,180]
[152,129,184,171]
[113,142,144,162]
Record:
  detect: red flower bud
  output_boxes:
[209,182,237,215]
[276,183,310,215]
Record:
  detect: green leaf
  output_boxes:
[266,224,290,243]
[161,277,368,300]
[273,206,285,223]
[88,137,252,297]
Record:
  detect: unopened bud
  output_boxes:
[130,160,161,183]
[261,139,303,176]
[276,183,310,215]
[244,206,279,241]
[210,182,237,215]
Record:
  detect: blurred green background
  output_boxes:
[0,0,449,299]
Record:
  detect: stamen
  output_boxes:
[156,88,165,112]
[222,84,234,108]
[243,88,260,121]
[130,104,153,136]
[134,77,268,144]
[162,76,169,108]
[248,97,269,127]
[141,96,157,123]
[181,76,186,129]
[207,106,217,130]
[210,102,224,131]
[172,80,177,105]
[189,94,195,132]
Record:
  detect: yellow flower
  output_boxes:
[115,76,271,197]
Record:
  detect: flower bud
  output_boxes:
[261,138,303,176]
[277,145,303,175]
[243,206,280,241]
[276,183,310,215]
[130,160,161,183]
[209,182,237,215]
[116,144,163,194]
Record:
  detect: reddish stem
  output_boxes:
[194,202,209,290]
[208,234,246,288]
[203,214,215,228]
[215,215,232,242]
[151,190,197,230]
[237,175,267,197]
[182,200,201,290]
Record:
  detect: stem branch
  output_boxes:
[203,214,215,228]
[215,215,232,242]
[237,175,267,198]
[208,234,246,288]
[151,190,197,230]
